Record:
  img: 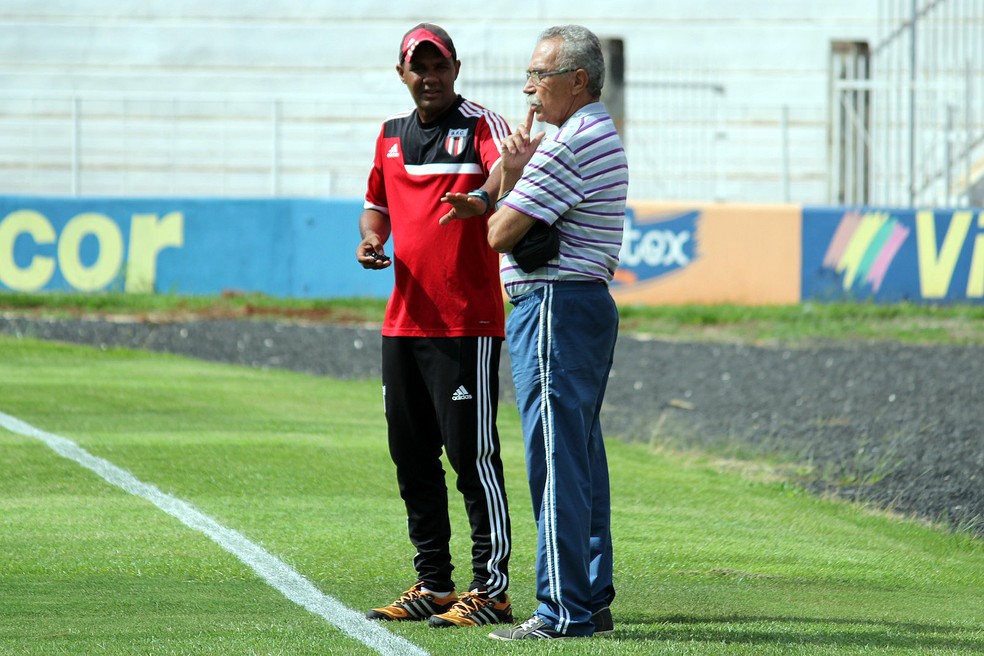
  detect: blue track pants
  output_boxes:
[506,281,618,636]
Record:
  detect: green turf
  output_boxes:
[0,336,981,655]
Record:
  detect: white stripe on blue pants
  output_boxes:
[506,281,618,637]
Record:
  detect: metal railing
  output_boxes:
[829,0,984,207]
[1,58,830,204]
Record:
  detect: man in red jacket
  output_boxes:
[356,22,513,629]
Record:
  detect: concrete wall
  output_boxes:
[0,1,879,97]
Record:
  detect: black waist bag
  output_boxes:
[511,220,560,273]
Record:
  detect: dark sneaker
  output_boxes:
[429,590,513,627]
[366,582,457,621]
[592,607,614,634]
[489,615,568,640]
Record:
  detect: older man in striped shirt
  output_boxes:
[486,24,629,641]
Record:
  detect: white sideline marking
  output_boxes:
[0,410,428,656]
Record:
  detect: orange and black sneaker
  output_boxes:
[366,582,458,621]
[428,590,513,628]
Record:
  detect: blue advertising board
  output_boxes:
[802,207,984,303]
[0,196,394,298]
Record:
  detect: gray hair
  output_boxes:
[537,25,605,98]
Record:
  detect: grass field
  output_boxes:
[1,336,983,655]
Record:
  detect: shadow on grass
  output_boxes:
[609,614,981,651]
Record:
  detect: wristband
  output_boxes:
[467,189,491,214]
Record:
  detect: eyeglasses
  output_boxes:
[525,69,574,85]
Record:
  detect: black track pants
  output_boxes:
[381,336,511,595]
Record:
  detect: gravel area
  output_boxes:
[2,314,982,536]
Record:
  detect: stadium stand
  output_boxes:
[0,1,980,205]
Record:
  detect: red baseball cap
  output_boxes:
[400,23,457,63]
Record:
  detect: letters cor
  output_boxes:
[0,209,184,293]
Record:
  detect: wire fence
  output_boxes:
[0,85,827,204]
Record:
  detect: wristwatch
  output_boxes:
[467,189,491,214]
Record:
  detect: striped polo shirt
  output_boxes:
[500,101,628,298]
